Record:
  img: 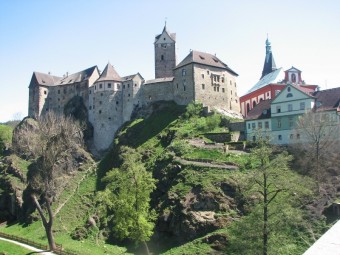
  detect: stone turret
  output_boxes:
[154,24,177,78]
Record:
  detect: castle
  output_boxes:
[28,25,241,150]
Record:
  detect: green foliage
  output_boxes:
[226,139,317,255]
[98,147,157,245]
[168,140,192,156]
[184,102,204,119]
[0,124,13,155]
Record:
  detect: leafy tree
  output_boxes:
[228,137,315,255]
[13,112,83,250]
[295,111,340,180]
[98,146,157,254]
[184,102,203,119]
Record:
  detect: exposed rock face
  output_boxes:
[155,183,240,245]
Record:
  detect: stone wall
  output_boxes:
[141,80,174,105]
[173,65,195,105]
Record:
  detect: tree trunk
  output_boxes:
[32,195,56,251]
[143,240,150,255]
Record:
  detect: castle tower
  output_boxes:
[154,24,177,78]
[261,37,277,79]
[88,63,123,151]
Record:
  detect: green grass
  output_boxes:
[0,239,33,255]
[183,147,250,168]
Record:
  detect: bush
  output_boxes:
[184,102,203,119]
[168,140,192,156]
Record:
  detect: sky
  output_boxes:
[0,0,340,122]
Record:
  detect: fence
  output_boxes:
[0,231,78,255]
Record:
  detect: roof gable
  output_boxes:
[155,25,176,43]
[271,84,314,104]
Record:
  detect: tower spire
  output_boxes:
[261,35,277,79]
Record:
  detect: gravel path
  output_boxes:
[0,237,56,255]
[175,157,238,170]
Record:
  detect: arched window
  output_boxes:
[291,73,296,83]
[247,103,250,114]
[253,101,256,108]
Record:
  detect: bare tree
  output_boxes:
[14,112,83,250]
[295,111,340,180]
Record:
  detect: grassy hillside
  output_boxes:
[0,101,328,255]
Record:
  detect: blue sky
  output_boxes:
[1,0,339,122]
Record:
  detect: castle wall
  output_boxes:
[141,80,174,105]
[173,65,195,105]
[122,75,143,122]
[155,30,176,78]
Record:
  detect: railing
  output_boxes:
[0,232,78,255]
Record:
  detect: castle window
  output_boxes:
[235,82,236,87]
[230,81,232,85]
[58,98,60,101]
[202,74,204,79]
[277,119,281,128]
[161,55,164,61]
[100,84,102,89]
[64,88,67,94]
[202,84,205,90]
[101,93,103,96]
[222,88,225,93]
[89,90,91,94]
[89,106,92,110]
[207,71,210,75]
[231,90,233,95]
[128,94,130,97]
[117,84,120,89]
[134,83,137,87]
[183,86,186,91]
[182,69,186,76]
[123,85,125,89]
[300,102,305,110]
[99,110,102,114]
[44,90,47,95]
[278,135,282,141]
[276,105,281,113]
[176,83,178,89]
[221,77,224,83]
[58,90,60,94]
[217,87,220,92]
[288,104,293,112]
[99,101,102,105]
[214,87,216,92]
[108,83,111,88]
[116,101,119,105]
[95,85,96,90]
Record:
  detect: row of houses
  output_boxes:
[244,84,340,144]
[239,38,340,145]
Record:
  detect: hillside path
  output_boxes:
[0,237,56,255]
[175,157,238,170]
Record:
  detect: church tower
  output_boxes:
[154,24,177,78]
[261,37,277,79]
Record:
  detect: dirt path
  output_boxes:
[0,237,56,255]
[175,157,238,170]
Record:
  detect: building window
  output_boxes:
[128,84,130,88]
[183,86,186,91]
[101,93,103,96]
[182,69,186,76]
[89,90,92,94]
[287,93,293,97]
[217,87,220,92]
[252,136,256,142]
[222,88,225,93]
[202,84,205,90]
[265,121,269,129]
[202,74,204,79]
[64,88,67,94]
[290,134,294,139]
[277,119,281,128]
[235,82,236,87]
[289,117,294,127]
[297,134,300,139]
[128,93,130,97]
[276,105,281,113]
[89,106,92,110]
[214,87,216,92]
[108,83,111,88]
[248,123,251,129]
[207,71,210,75]
[161,55,164,61]
[278,135,282,141]
[221,77,224,83]
[258,122,262,129]
[252,123,255,130]
[58,90,60,94]
[117,84,120,89]
[287,87,291,92]
[99,110,102,114]
[99,84,102,89]
[300,102,305,110]
[135,83,137,87]
[99,101,102,105]
[95,85,96,90]
[176,83,178,89]
[288,104,293,112]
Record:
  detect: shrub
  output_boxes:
[168,140,192,156]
